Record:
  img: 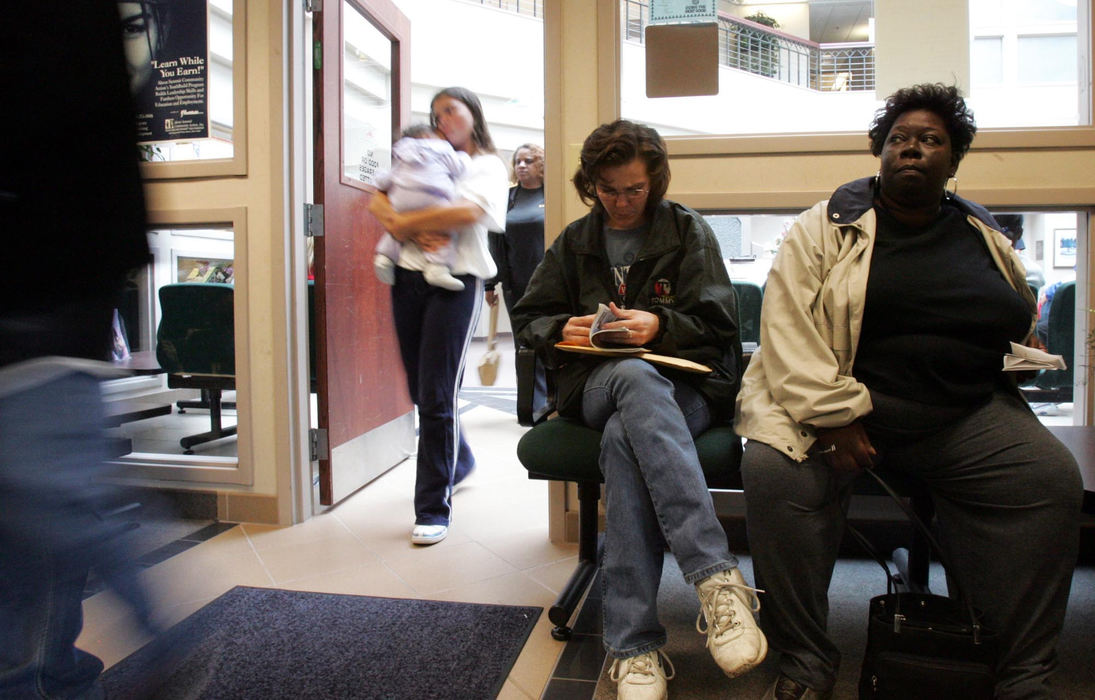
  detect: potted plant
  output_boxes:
[739,12,781,79]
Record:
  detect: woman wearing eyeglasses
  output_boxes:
[511,120,766,700]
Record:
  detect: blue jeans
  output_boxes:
[581,358,737,658]
[391,268,481,527]
[0,372,112,699]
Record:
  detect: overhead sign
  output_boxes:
[649,0,717,25]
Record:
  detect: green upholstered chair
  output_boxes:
[1022,280,1075,404]
[731,281,764,345]
[156,283,237,453]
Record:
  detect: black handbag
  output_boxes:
[851,469,999,700]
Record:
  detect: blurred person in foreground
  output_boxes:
[736,83,1081,700]
[1,2,154,697]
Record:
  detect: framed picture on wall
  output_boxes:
[175,254,235,284]
[1053,228,1077,269]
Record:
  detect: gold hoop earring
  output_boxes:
[946,176,958,197]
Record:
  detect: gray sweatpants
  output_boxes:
[741,390,1082,699]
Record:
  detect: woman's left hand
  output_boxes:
[605,302,660,346]
[813,421,877,473]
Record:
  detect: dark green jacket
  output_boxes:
[511,199,742,421]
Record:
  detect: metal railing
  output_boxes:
[621,0,875,92]
[818,44,876,91]
[463,0,543,19]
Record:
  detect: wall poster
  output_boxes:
[120,0,210,143]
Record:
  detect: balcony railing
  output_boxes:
[622,0,875,92]
[463,0,543,19]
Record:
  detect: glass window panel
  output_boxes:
[620,0,1090,132]
[970,0,1005,26]
[1016,0,1078,23]
[1018,34,1079,83]
[105,224,239,459]
[343,1,394,188]
[973,37,1004,84]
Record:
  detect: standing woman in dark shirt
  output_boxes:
[486,144,547,404]
[736,84,1081,699]
[486,143,546,315]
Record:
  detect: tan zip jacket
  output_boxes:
[734,177,1036,462]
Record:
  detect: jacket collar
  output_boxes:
[569,199,681,258]
[826,176,1001,232]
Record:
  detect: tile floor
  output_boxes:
[79,335,588,699]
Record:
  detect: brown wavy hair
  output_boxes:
[572,120,669,217]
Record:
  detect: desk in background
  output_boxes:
[105,351,171,455]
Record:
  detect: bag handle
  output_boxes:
[486,302,499,352]
[855,468,986,643]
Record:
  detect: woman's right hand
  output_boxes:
[813,421,877,473]
[561,314,596,346]
[368,193,404,239]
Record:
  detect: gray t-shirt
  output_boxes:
[603,225,645,300]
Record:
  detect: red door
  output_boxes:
[313,0,412,505]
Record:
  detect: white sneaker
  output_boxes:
[422,263,465,291]
[609,650,674,700]
[695,568,768,678]
[411,524,448,545]
[374,254,396,285]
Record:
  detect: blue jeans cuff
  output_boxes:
[683,559,739,585]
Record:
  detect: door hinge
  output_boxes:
[309,428,329,462]
[305,0,322,13]
[304,203,324,237]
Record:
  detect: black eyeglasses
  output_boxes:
[596,185,649,202]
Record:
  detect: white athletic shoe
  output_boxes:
[609,650,674,700]
[410,524,448,545]
[695,568,768,677]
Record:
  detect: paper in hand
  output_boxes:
[1003,342,1066,372]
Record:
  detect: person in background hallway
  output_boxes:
[512,120,766,700]
[486,143,547,409]
[1,2,155,696]
[368,87,508,546]
[736,83,1082,700]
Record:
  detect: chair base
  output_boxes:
[549,540,604,640]
[181,424,238,454]
[540,480,604,641]
[172,385,238,454]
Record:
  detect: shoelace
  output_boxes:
[695,579,762,647]
[609,650,676,685]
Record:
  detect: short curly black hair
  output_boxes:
[868,83,977,166]
[572,120,669,216]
